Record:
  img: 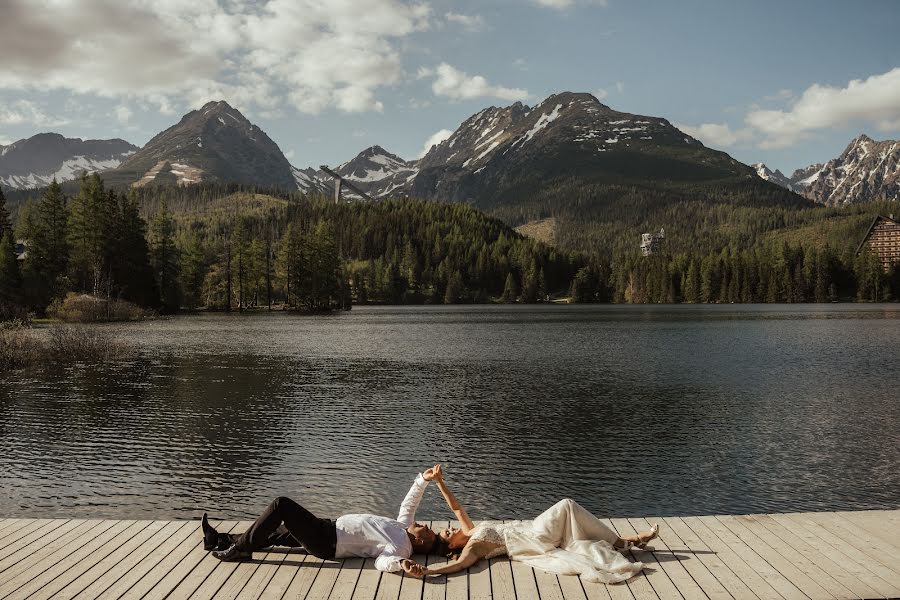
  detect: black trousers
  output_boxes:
[232,496,337,559]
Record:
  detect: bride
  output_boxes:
[405,465,658,584]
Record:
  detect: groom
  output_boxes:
[202,467,440,577]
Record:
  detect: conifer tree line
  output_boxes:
[2,175,898,318]
[1,177,585,315]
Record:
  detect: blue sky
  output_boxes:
[1,0,898,175]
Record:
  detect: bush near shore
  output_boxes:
[47,293,151,323]
[0,322,132,371]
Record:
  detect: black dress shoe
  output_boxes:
[201,513,219,551]
[212,543,252,562]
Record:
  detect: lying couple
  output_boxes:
[202,464,658,583]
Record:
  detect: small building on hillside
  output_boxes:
[856,215,900,271]
[640,228,665,256]
[15,239,28,262]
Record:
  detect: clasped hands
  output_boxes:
[403,464,445,579]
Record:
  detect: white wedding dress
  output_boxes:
[469,499,644,584]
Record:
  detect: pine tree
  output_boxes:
[26,179,69,310]
[444,271,463,304]
[501,272,519,303]
[179,232,206,310]
[0,230,22,308]
[0,188,11,239]
[114,190,157,307]
[150,198,180,312]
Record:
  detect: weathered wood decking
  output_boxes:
[0,510,898,599]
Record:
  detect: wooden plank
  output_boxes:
[398,519,432,600]
[714,515,831,600]
[0,521,118,589]
[610,519,684,600]
[161,521,247,600]
[95,519,197,600]
[510,558,541,600]
[350,558,383,600]
[329,557,364,600]
[0,518,60,554]
[533,565,566,600]
[241,551,306,600]
[0,519,92,579]
[600,519,657,600]
[558,571,589,600]
[681,517,785,600]
[629,516,705,600]
[490,558,517,600]
[838,511,900,550]
[726,514,854,600]
[0,519,145,599]
[775,513,900,595]
[374,564,403,600]
[805,512,900,570]
[76,521,190,599]
[661,516,758,600]
[0,518,36,542]
[114,518,225,600]
[754,513,882,600]
[303,559,343,600]
[232,548,294,600]
[48,519,171,600]
[25,520,156,600]
[444,519,467,600]
[770,512,900,599]
[137,520,240,600]
[214,547,275,600]
[423,520,449,600]
[468,558,493,600]
[282,555,326,600]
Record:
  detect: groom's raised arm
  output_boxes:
[396,471,430,527]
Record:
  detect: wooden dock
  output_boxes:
[0,510,898,599]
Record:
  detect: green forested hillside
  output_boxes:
[3,177,586,316]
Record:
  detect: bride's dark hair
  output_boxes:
[430,536,457,559]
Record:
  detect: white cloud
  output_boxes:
[284,149,295,160]
[615,81,625,93]
[0,100,69,127]
[675,122,753,148]
[534,0,608,9]
[420,128,453,157]
[512,58,528,71]
[594,88,608,100]
[445,11,486,32]
[0,135,13,146]
[428,63,529,101]
[745,67,900,148]
[115,105,133,125]
[677,67,900,151]
[0,0,431,116]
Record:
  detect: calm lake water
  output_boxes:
[2,304,899,522]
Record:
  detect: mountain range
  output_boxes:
[2,95,894,212]
[753,134,899,205]
[0,133,136,190]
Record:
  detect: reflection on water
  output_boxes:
[2,304,899,520]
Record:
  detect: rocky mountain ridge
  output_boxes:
[754,135,899,205]
[104,100,297,190]
[0,133,136,190]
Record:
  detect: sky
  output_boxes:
[1,0,899,175]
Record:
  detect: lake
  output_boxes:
[2,304,899,522]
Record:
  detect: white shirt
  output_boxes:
[334,473,429,572]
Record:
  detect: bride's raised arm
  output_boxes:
[431,465,475,534]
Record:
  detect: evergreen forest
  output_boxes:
[1,174,898,320]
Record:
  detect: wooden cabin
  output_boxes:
[856,214,900,271]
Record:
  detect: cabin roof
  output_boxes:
[855,214,900,256]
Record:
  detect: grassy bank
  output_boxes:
[0,322,133,372]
